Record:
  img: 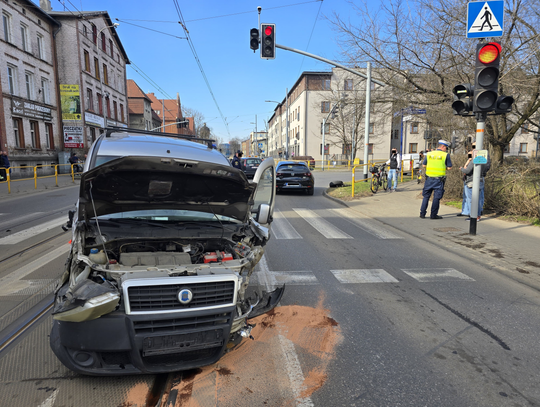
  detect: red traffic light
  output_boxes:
[478,42,501,64]
[264,26,273,36]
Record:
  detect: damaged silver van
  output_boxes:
[50,128,283,375]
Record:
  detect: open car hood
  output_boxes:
[78,156,256,222]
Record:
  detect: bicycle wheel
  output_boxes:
[370,175,379,193]
[382,172,388,191]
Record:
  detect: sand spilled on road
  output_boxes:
[165,292,343,406]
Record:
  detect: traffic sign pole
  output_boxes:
[469,112,486,235]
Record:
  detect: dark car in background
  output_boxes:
[276,161,315,195]
[241,157,263,179]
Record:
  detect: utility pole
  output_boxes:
[363,62,372,179]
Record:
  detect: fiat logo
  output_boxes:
[178,288,193,305]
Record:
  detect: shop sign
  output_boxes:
[64,126,84,148]
[11,98,52,120]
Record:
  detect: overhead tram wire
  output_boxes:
[297,0,324,76]
[114,19,187,40]
[172,0,231,138]
[128,62,175,100]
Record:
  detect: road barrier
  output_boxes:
[0,163,81,194]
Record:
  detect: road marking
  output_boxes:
[252,270,318,286]
[0,279,57,296]
[0,245,69,286]
[402,268,475,282]
[293,208,353,239]
[257,255,314,407]
[271,209,303,239]
[331,269,399,283]
[329,208,403,239]
[37,389,58,407]
[0,216,66,245]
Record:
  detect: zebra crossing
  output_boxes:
[253,264,475,289]
[272,207,403,240]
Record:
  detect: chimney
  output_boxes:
[40,0,52,11]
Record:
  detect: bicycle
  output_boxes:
[370,164,388,193]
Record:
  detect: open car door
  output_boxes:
[251,157,276,228]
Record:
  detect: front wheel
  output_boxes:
[370,175,379,193]
[382,173,388,191]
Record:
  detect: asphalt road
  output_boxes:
[0,173,539,406]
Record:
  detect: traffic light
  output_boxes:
[452,84,474,116]
[473,42,501,112]
[260,24,275,59]
[250,28,259,52]
[494,95,514,114]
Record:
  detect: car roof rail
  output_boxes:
[104,126,216,149]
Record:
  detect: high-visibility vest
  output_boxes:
[425,150,448,177]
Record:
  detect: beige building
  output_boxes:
[1,0,61,174]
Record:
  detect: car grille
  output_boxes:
[127,281,235,312]
[132,312,231,334]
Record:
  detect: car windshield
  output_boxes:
[245,159,261,166]
[278,164,308,171]
[94,209,239,223]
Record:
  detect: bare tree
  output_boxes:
[329,0,540,163]
[182,106,206,137]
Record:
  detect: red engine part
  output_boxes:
[203,251,234,263]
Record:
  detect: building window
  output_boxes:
[83,25,88,38]
[120,103,124,122]
[368,143,374,154]
[342,143,351,155]
[91,23,97,44]
[321,122,330,134]
[94,58,100,79]
[101,32,107,51]
[97,93,103,115]
[106,96,111,118]
[113,101,117,120]
[393,129,399,139]
[30,121,40,148]
[37,34,44,59]
[25,72,34,100]
[109,38,113,57]
[521,123,529,134]
[320,143,330,155]
[103,64,108,85]
[45,123,54,149]
[322,79,331,90]
[411,122,419,133]
[409,143,418,153]
[7,65,18,95]
[298,105,300,121]
[84,50,90,71]
[86,88,94,111]
[344,79,353,91]
[3,12,12,43]
[519,143,527,153]
[369,123,374,134]
[13,118,24,148]
[20,24,29,51]
[41,77,50,104]
[90,127,96,143]
[321,101,330,113]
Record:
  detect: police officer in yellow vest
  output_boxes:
[420,140,453,219]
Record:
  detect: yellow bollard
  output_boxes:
[34,167,38,189]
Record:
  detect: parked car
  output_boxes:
[240,157,262,179]
[401,153,421,174]
[292,155,315,169]
[276,161,315,195]
[50,127,282,376]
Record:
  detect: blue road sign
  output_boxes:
[393,106,427,117]
[467,1,504,38]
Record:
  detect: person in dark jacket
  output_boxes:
[385,148,401,191]
[231,150,243,169]
[0,151,10,180]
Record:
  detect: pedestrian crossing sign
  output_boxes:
[467,1,504,38]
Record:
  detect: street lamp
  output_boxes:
[97,23,119,129]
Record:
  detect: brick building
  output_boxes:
[147,92,194,136]
[127,79,160,131]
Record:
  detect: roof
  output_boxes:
[47,10,129,63]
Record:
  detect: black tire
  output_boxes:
[307,187,314,195]
[370,175,379,193]
[382,173,388,191]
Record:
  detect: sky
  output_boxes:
[49,0,359,142]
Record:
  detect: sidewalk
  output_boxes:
[326,180,540,292]
[0,174,79,201]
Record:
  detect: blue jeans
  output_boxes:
[388,169,398,189]
[463,178,485,217]
[420,176,445,217]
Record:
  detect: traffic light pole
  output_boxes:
[469,112,487,235]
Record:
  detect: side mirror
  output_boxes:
[256,203,271,224]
